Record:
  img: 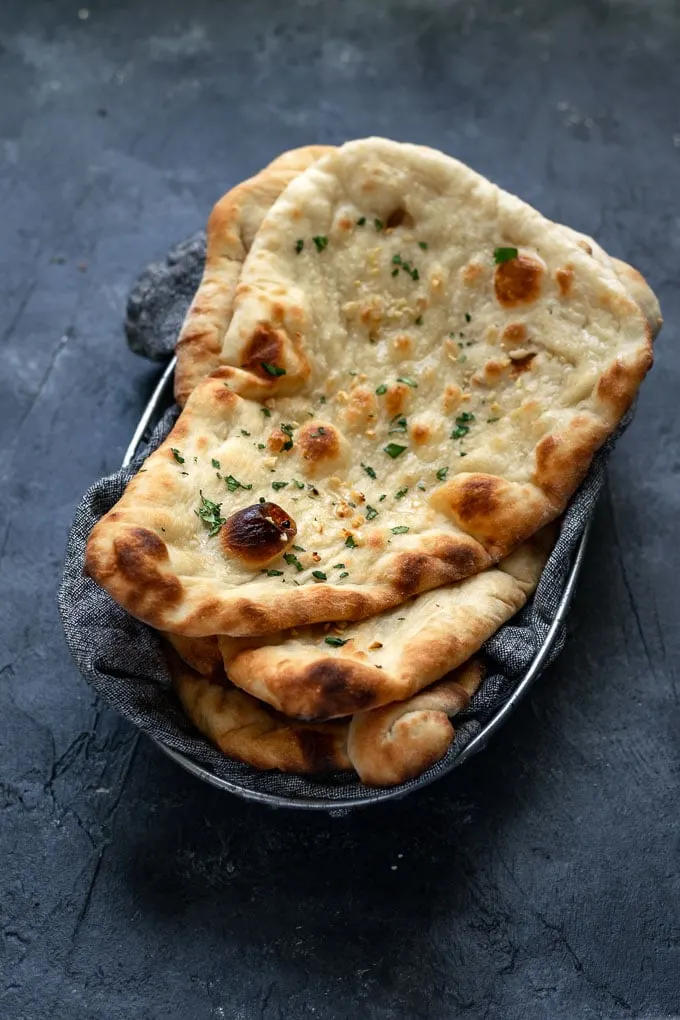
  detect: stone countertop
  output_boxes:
[0,1,678,1017]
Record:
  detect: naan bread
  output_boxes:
[215,528,551,719]
[175,144,334,405]
[87,138,657,637]
[170,646,483,785]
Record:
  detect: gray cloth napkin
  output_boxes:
[59,237,619,809]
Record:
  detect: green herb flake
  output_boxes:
[487,417,500,423]
[392,254,402,265]
[338,571,349,579]
[333,563,346,569]
[312,570,327,581]
[280,423,295,451]
[312,235,329,253]
[436,467,449,482]
[391,268,399,277]
[410,267,420,281]
[310,426,327,438]
[261,407,272,417]
[292,544,306,552]
[395,487,408,499]
[345,535,357,548]
[211,458,220,469]
[418,241,428,250]
[283,552,304,572]
[195,491,226,537]
[272,480,289,491]
[319,394,327,404]
[388,415,408,435]
[375,384,387,395]
[397,376,417,388]
[325,636,348,646]
[414,316,423,326]
[374,218,384,231]
[356,217,366,226]
[225,474,253,492]
[493,246,519,264]
[257,443,266,450]
[171,448,185,464]
[391,526,410,534]
[240,429,251,438]
[384,443,407,459]
[458,355,467,364]
[460,451,468,457]
[365,505,379,521]
[465,313,471,323]
[295,239,304,254]
[266,569,284,576]
[261,361,286,377]
[292,479,305,490]
[361,463,377,480]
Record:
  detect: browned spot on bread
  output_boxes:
[454,476,500,522]
[221,502,297,566]
[107,528,182,604]
[240,324,285,379]
[342,386,376,429]
[298,660,376,719]
[411,422,431,445]
[296,729,348,770]
[386,206,413,229]
[298,421,341,463]
[385,383,409,417]
[268,428,290,453]
[577,239,593,255]
[555,266,574,296]
[501,322,527,348]
[366,531,387,550]
[494,254,544,307]
[196,436,210,451]
[462,261,484,284]
[534,417,609,503]
[270,301,286,325]
[337,216,353,231]
[168,419,189,442]
[510,352,537,375]
[442,384,462,414]
[392,334,412,355]
[596,345,653,420]
[166,633,223,681]
[473,358,510,386]
[393,554,429,596]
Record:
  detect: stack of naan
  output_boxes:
[86,139,661,786]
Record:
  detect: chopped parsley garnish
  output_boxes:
[261,407,272,417]
[333,563,346,569]
[312,235,329,252]
[397,376,417,387]
[493,246,519,264]
[411,268,420,281]
[458,354,467,364]
[418,241,428,250]
[171,448,185,464]
[295,239,304,254]
[436,467,449,482]
[195,492,225,537]
[257,443,266,450]
[379,494,387,501]
[283,552,304,572]
[374,218,384,231]
[391,526,410,534]
[395,487,408,498]
[375,384,387,395]
[266,569,284,576]
[414,316,423,326]
[259,496,266,504]
[325,636,348,646]
[392,254,402,265]
[225,475,253,492]
[211,458,220,469]
[487,417,500,423]
[240,429,250,437]
[312,570,327,581]
[338,571,349,579]
[384,443,407,459]
[272,481,288,491]
[458,412,475,423]
[292,544,305,552]
[391,268,399,277]
[361,463,377,480]
[261,362,286,377]
[345,535,357,548]
[365,505,379,521]
[310,427,327,438]
[388,414,408,435]
[319,394,327,403]
[465,313,471,322]
[356,217,366,226]
[280,423,295,450]
[292,479,305,489]
[460,451,468,457]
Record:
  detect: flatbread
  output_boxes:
[175,144,334,405]
[170,646,483,785]
[213,527,551,719]
[86,138,657,637]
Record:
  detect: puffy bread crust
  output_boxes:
[170,650,351,773]
[175,145,334,405]
[347,658,484,786]
[170,642,484,785]
[218,528,553,720]
[87,139,657,637]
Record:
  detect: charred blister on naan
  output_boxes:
[220,502,297,566]
[297,421,349,476]
[240,324,286,380]
[494,253,544,307]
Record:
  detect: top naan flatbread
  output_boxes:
[86,138,657,637]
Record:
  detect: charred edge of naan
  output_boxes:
[174,145,334,406]
[347,659,484,786]
[169,649,351,773]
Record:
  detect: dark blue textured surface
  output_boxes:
[0,1,678,1017]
